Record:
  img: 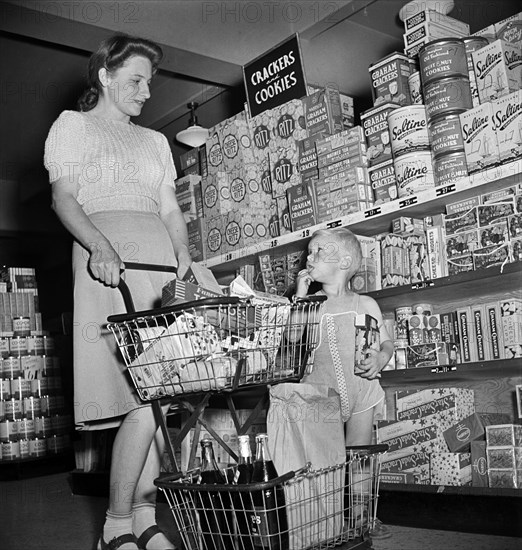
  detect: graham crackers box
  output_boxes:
[430,452,472,486]
[483,300,505,360]
[368,159,398,204]
[361,103,399,167]
[286,182,316,232]
[460,102,500,174]
[302,85,343,137]
[368,52,412,107]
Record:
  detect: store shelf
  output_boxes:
[204,159,522,274]
[379,483,521,537]
[367,262,522,311]
[380,358,521,386]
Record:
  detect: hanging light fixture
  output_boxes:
[175,102,209,148]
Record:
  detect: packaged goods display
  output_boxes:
[0,267,72,462]
[388,105,430,157]
[419,39,469,87]
[368,52,413,107]
[361,103,399,166]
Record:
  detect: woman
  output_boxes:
[44,34,191,550]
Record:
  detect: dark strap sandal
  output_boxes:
[136,525,166,550]
[99,533,138,550]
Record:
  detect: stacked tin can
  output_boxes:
[419,38,474,187]
[387,99,434,197]
[0,332,72,461]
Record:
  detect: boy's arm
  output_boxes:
[357,295,394,379]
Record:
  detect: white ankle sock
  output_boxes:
[132,503,175,549]
[103,510,136,548]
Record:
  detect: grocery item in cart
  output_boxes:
[130,312,229,398]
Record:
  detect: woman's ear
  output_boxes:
[98,67,110,88]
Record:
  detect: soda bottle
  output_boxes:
[198,438,234,550]
[249,433,289,549]
[234,434,255,550]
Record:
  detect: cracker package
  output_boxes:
[430,452,472,486]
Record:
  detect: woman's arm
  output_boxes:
[158,184,192,278]
[51,175,123,287]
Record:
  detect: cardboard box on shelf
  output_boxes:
[361,103,399,167]
[430,452,472,486]
[402,9,470,36]
[471,440,488,487]
[443,412,512,452]
[486,446,522,470]
[487,468,522,488]
[303,85,343,137]
[368,159,398,204]
[368,52,412,107]
[287,182,317,232]
[492,90,522,164]
[187,218,205,263]
[495,12,522,47]
[486,424,522,447]
[380,450,431,483]
[376,418,440,458]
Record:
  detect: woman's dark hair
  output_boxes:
[77,33,163,112]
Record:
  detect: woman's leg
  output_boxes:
[132,404,176,550]
[101,406,158,549]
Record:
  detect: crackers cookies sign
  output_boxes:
[243,34,307,117]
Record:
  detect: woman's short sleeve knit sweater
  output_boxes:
[44,110,177,215]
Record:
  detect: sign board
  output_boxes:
[243,34,307,118]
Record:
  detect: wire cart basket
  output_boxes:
[155,444,387,550]
[107,294,325,401]
[106,265,326,472]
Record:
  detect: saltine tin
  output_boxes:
[419,38,468,86]
[388,105,430,157]
[408,71,423,104]
[423,76,473,121]
[434,152,468,186]
[428,113,465,158]
[394,151,435,197]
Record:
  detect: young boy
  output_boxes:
[295,227,393,444]
[293,227,393,539]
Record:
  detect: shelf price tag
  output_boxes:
[431,365,457,374]
[269,239,279,248]
[224,251,235,262]
[411,280,435,290]
[399,196,418,208]
[435,184,456,197]
[301,229,311,238]
[364,207,381,219]
[327,219,342,228]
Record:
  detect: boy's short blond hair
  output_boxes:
[312,227,363,277]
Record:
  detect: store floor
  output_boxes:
[1,472,520,550]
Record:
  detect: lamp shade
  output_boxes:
[176,102,209,148]
[176,125,209,148]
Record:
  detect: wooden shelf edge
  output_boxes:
[203,159,522,272]
[380,482,521,498]
[380,358,522,385]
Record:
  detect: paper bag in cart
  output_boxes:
[267,383,346,550]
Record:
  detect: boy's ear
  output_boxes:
[340,254,353,270]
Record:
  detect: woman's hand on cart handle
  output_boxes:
[175,245,192,279]
[88,240,124,288]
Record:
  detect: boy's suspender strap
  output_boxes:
[325,314,350,422]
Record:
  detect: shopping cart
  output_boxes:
[155,444,388,550]
[107,263,326,471]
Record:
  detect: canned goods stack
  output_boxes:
[418,38,472,187]
[0,334,72,461]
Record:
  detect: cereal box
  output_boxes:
[175,174,202,222]
[472,39,521,103]
[368,159,398,204]
[361,103,399,166]
[430,452,472,486]
[492,90,522,163]
[495,12,522,47]
[302,85,343,137]
[369,52,413,107]
[460,102,500,174]
[380,233,410,288]
[426,225,448,279]
[180,147,200,173]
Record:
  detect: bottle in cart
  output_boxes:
[234,434,255,550]
[249,433,289,549]
[198,438,235,550]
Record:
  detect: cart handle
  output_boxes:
[345,444,388,456]
[117,262,178,314]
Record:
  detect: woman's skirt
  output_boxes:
[72,211,176,430]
